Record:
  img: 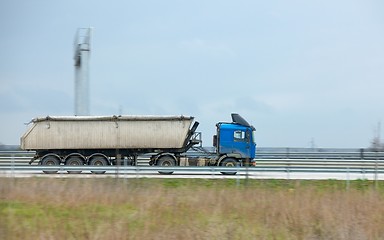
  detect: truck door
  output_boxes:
[232,128,251,158]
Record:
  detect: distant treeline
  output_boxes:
[0,145,21,151]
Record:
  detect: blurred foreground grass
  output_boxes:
[1,178,384,239]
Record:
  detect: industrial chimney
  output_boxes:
[74,28,91,116]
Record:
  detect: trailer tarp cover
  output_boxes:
[31,115,194,122]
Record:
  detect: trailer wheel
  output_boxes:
[220,158,238,175]
[157,156,175,175]
[89,156,108,174]
[41,155,60,174]
[65,156,84,174]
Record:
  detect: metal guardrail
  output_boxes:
[1,165,384,174]
[189,147,384,158]
[1,148,384,176]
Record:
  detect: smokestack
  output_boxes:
[74,28,91,116]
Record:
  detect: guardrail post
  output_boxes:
[60,164,64,177]
[136,165,139,179]
[11,153,15,178]
[115,154,122,179]
[346,167,350,191]
[286,167,290,180]
[360,148,364,159]
[124,157,128,183]
[236,162,240,187]
[375,153,378,190]
[245,160,249,186]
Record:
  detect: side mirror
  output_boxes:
[213,135,217,147]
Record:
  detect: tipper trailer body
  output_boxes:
[21,114,256,174]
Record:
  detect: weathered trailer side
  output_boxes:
[21,115,194,150]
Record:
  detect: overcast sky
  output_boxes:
[1,0,384,148]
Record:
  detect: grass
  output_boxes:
[1,178,384,239]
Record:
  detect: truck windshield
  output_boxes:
[252,130,256,144]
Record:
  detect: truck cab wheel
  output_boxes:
[157,156,175,174]
[220,157,238,175]
[41,155,60,174]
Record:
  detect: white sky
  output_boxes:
[1,0,384,148]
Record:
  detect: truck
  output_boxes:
[21,113,256,174]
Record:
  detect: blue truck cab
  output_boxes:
[213,114,256,167]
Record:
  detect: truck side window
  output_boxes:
[234,130,245,141]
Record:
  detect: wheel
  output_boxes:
[41,155,60,174]
[65,156,84,174]
[89,156,108,174]
[157,156,176,174]
[220,158,238,175]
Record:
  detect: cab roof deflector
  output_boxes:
[231,113,255,130]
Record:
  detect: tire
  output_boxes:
[220,158,238,175]
[41,155,60,174]
[89,156,108,174]
[157,156,176,174]
[65,156,84,174]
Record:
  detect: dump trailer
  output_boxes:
[21,114,256,174]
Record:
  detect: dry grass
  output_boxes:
[1,178,384,240]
